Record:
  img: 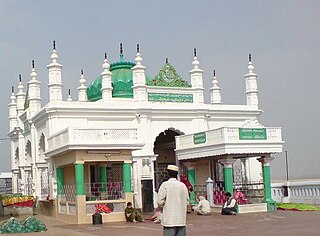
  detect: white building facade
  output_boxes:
[8,43,283,222]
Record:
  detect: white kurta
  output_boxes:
[157,178,189,227]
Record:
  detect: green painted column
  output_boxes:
[220,159,236,196]
[123,162,132,193]
[99,166,107,192]
[258,157,275,211]
[188,168,196,205]
[224,167,234,195]
[75,163,85,195]
[56,167,64,195]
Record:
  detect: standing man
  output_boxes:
[157,165,189,236]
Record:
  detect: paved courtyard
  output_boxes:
[1,210,320,235]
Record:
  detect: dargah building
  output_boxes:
[7,42,284,223]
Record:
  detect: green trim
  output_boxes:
[75,164,85,195]
[223,167,234,195]
[56,168,64,195]
[147,63,191,87]
[123,163,132,192]
[99,166,107,192]
[188,169,196,205]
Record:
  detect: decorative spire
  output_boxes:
[78,69,87,102]
[134,44,143,66]
[104,52,107,60]
[119,43,124,61]
[10,86,16,102]
[31,60,37,80]
[79,69,86,85]
[81,69,83,75]
[102,53,110,72]
[67,89,72,101]
[247,54,254,74]
[210,69,222,104]
[17,74,24,93]
[120,43,123,54]
[194,48,197,57]
[50,41,59,63]
[191,49,200,70]
[166,58,169,64]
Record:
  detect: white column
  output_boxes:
[101,54,113,101]
[244,54,259,108]
[47,41,63,103]
[190,48,204,104]
[78,70,87,101]
[28,61,42,116]
[210,70,222,104]
[132,44,147,102]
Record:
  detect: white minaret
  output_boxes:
[47,41,63,103]
[16,75,26,128]
[28,60,41,116]
[78,69,87,101]
[101,53,113,101]
[132,44,147,102]
[210,70,222,104]
[8,86,18,131]
[244,54,259,108]
[190,48,204,104]
[67,89,72,102]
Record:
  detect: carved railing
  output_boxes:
[48,128,138,151]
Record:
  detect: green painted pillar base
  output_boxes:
[75,163,85,195]
[56,167,64,195]
[220,159,236,196]
[257,157,275,212]
[99,166,107,192]
[123,162,132,193]
[187,168,196,205]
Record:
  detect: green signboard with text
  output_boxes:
[193,132,206,145]
[239,128,267,140]
[148,93,193,103]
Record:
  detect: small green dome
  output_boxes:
[87,54,151,101]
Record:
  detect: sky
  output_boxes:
[0,0,319,181]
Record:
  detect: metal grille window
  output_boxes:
[40,168,49,199]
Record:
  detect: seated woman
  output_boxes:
[221,192,237,215]
[124,202,144,222]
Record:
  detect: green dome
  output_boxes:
[87,54,151,101]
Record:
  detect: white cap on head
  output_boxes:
[167,164,179,172]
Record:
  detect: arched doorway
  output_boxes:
[153,128,184,191]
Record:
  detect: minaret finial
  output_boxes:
[166,58,168,64]
[249,54,252,62]
[11,86,14,93]
[19,74,22,82]
[137,44,140,53]
[32,60,35,68]
[104,52,107,59]
[120,43,123,54]
[213,70,216,77]
[194,48,197,57]
[68,89,71,96]
[53,40,56,50]
[81,69,83,75]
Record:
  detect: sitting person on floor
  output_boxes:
[221,192,238,215]
[192,195,211,216]
[124,202,144,222]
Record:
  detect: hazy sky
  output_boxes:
[0,0,319,181]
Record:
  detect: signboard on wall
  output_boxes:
[239,128,267,140]
[193,132,206,144]
[148,93,193,103]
